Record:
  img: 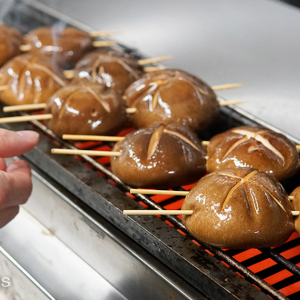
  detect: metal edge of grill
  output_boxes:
[2,1,300,299]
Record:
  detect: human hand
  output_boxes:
[0,129,39,228]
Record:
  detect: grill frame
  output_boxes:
[2,1,300,299]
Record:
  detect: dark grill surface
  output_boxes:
[2,1,300,299]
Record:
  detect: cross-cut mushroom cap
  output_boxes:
[206,126,299,181]
[123,69,219,132]
[111,122,207,188]
[0,25,24,67]
[182,168,295,249]
[72,49,144,96]
[0,53,67,105]
[45,83,128,137]
[291,186,300,235]
[24,26,94,68]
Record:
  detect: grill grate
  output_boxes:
[2,1,300,299]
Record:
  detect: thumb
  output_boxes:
[0,129,39,158]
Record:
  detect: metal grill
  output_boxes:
[2,1,300,299]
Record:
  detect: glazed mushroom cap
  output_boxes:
[45,83,128,137]
[206,126,299,181]
[0,25,24,67]
[181,168,295,249]
[123,69,219,132]
[24,26,94,68]
[71,49,144,96]
[111,122,207,189]
[0,53,66,105]
[291,186,300,235]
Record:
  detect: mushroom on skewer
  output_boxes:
[21,26,116,68]
[128,168,296,249]
[71,49,144,96]
[0,54,66,105]
[206,126,299,181]
[123,69,220,132]
[0,25,24,67]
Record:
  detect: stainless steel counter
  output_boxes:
[29,0,300,140]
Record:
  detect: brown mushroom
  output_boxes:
[123,69,219,132]
[291,186,300,235]
[111,122,207,188]
[24,26,94,68]
[181,168,295,249]
[206,126,299,181]
[0,25,24,67]
[45,83,128,137]
[71,49,144,96]
[0,53,66,105]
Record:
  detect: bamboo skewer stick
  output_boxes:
[124,210,300,216]
[2,104,136,114]
[124,210,193,215]
[219,100,247,106]
[63,134,125,142]
[0,114,52,124]
[51,148,120,156]
[138,56,173,66]
[296,145,300,151]
[144,66,167,72]
[0,85,8,92]
[212,83,245,91]
[130,189,189,196]
[289,196,295,201]
[92,41,117,48]
[3,103,47,112]
[20,44,32,52]
[64,70,75,79]
[89,30,119,37]
[21,40,118,52]
[63,56,173,79]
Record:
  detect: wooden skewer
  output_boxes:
[292,211,300,216]
[124,210,193,215]
[219,100,247,106]
[20,40,118,51]
[296,145,300,151]
[93,41,117,48]
[0,114,52,124]
[89,30,119,38]
[289,196,295,201]
[0,85,8,92]
[2,104,136,114]
[20,44,32,52]
[64,70,75,79]
[130,189,189,196]
[51,148,120,156]
[212,83,245,91]
[63,134,125,141]
[138,56,173,66]
[3,103,47,112]
[144,66,167,73]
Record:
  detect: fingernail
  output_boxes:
[16,131,39,141]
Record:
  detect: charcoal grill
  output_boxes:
[1,1,300,299]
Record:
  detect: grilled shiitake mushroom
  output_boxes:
[45,83,128,137]
[24,26,94,68]
[71,49,144,96]
[0,54,66,105]
[123,69,219,132]
[182,168,295,249]
[206,126,299,181]
[111,122,207,188]
[0,25,24,67]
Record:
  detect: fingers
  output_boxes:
[0,160,32,208]
[0,206,19,229]
[0,128,39,158]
